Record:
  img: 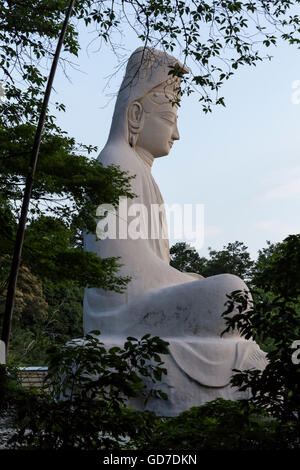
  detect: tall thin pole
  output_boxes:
[1,0,75,359]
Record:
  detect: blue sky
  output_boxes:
[52,23,300,260]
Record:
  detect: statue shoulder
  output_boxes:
[98,142,138,172]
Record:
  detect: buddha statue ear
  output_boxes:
[127,101,145,147]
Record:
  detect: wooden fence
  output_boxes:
[18,367,48,389]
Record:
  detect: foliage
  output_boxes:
[0,1,79,128]
[252,235,300,297]
[2,332,169,450]
[0,124,134,291]
[0,2,135,314]
[204,241,254,280]
[142,398,298,450]
[1,2,300,446]
[0,260,48,327]
[1,0,300,297]
[2,0,300,359]
[75,0,300,112]
[221,235,300,433]
[169,242,207,274]
[1,234,299,450]
[0,263,84,365]
[170,240,254,281]
[0,124,133,233]
[2,1,300,119]
[41,279,84,344]
[0,363,22,416]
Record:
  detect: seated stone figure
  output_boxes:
[83,47,267,416]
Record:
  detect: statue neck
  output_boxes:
[135,146,154,169]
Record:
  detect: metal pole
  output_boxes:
[1,0,75,359]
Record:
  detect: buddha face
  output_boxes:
[129,99,180,158]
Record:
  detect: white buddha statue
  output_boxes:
[83,47,267,416]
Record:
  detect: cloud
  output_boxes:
[255,219,300,236]
[265,165,300,181]
[205,225,223,237]
[261,166,300,201]
[263,177,300,200]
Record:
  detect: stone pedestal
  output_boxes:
[0,340,5,365]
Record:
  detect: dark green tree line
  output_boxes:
[170,240,254,280]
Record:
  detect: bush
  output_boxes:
[1,332,168,450]
[220,235,300,444]
[142,398,298,450]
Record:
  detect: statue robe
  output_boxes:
[82,47,267,415]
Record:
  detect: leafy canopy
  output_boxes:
[170,240,254,280]
[2,1,300,117]
[0,332,169,450]
[222,235,300,428]
[0,2,136,292]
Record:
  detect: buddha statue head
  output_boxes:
[106,47,188,158]
[127,79,180,158]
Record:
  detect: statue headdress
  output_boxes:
[107,47,189,144]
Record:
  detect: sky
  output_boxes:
[51,20,300,260]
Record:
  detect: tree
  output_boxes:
[0,1,134,353]
[221,234,300,437]
[0,260,49,364]
[0,261,84,365]
[252,236,300,296]
[0,128,134,288]
[204,241,254,280]
[2,1,300,123]
[170,240,254,281]
[74,0,300,112]
[1,332,169,450]
[2,1,300,355]
[3,1,300,230]
[142,398,295,450]
[170,242,207,274]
